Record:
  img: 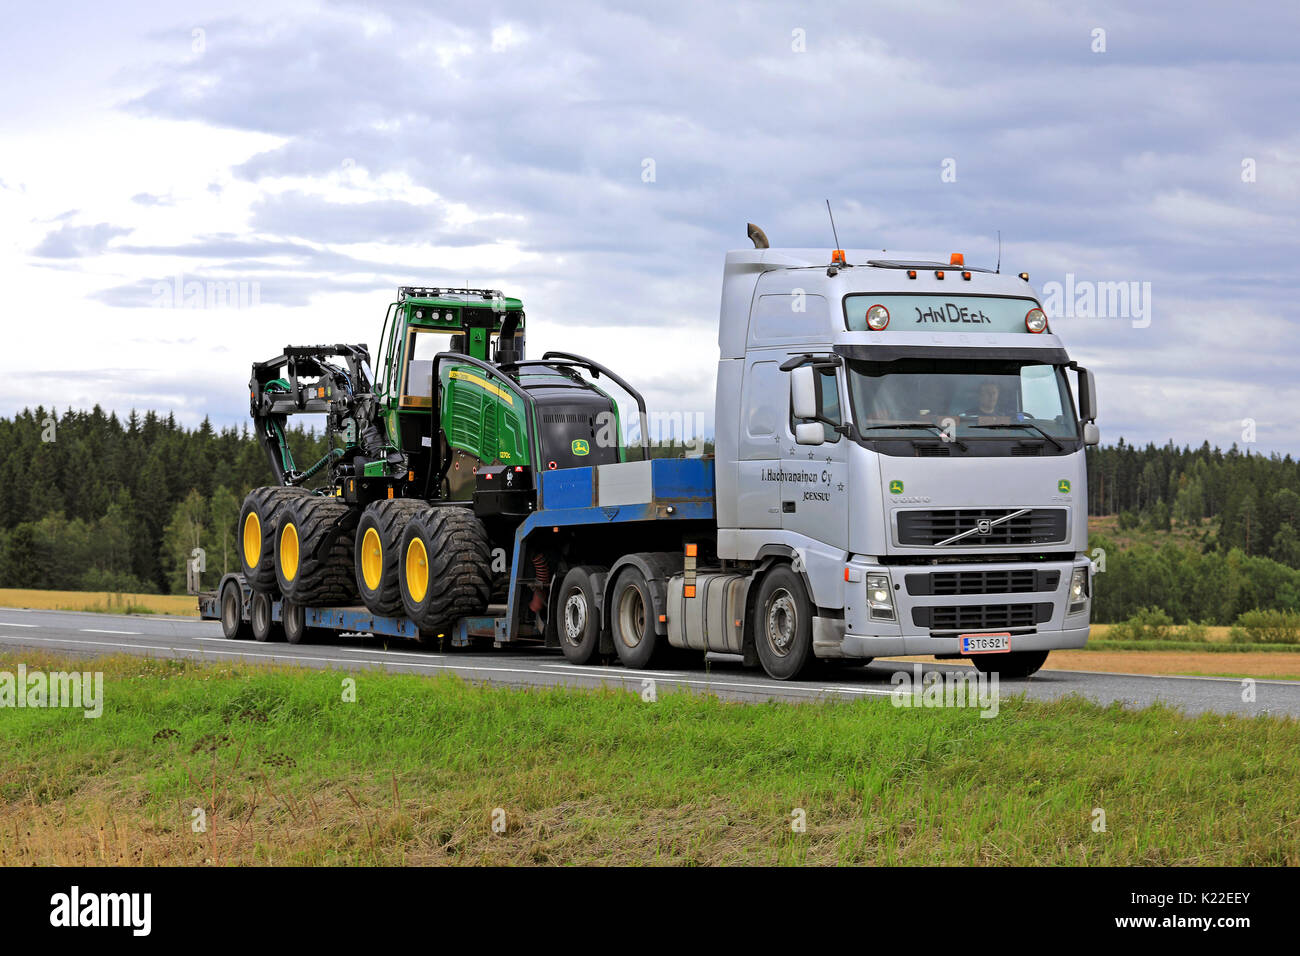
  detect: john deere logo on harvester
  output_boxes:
[572,439,590,456]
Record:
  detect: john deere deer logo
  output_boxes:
[1057,479,1071,494]
[889,480,904,494]
[572,439,590,456]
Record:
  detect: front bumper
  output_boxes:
[814,556,1092,659]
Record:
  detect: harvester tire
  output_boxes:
[239,486,312,592]
[274,496,359,607]
[354,499,428,616]
[398,506,493,635]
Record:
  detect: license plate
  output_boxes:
[960,632,1011,655]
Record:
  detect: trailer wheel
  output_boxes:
[219,579,252,640]
[398,506,493,635]
[354,499,427,616]
[753,565,814,680]
[970,650,1049,678]
[558,566,605,664]
[239,486,312,591]
[609,566,660,669]
[282,601,325,645]
[250,590,280,642]
[276,496,359,607]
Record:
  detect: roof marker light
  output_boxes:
[935,270,945,280]
[1025,308,1048,333]
[865,303,890,330]
[962,271,972,280]
[907,269,917,279]
[1019,272,1030,282]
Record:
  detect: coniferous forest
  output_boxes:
[2,405,1300,622]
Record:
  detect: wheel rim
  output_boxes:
[765,588,797,658]
[361,527,383,592]
[279,521,300,582]
[242,512,261,569]
[406,536,429,603]
[616,584,646,649]
[563,589,588,647]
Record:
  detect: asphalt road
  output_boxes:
[1,607,1297,718]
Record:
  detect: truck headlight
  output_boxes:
[1068,567,1089,614]
[866,572,895,622]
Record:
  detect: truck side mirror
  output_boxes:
[791,365,818,421]
[1077,367,1097,423]
[794,422,825,446]
[1083,422,1100,446]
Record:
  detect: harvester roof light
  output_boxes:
[1025,307,1048,333]
[950,253,964,266]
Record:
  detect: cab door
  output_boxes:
[781,364,849,550]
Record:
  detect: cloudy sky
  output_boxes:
[2,0,1297,453]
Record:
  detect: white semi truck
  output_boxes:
[206,226,1097,681]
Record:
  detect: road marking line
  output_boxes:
[81,629,141,635]
[335,647,447,660]
[0,623,39,628]
[540,663,681,678]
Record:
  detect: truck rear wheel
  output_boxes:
[558,565,605,664]
[753,565,815,680]
[354,499,427,616]
[275,496,359,607]
[398,506,493,635]
[970,650,1049,678]
[250,590,279,642]
[609,565,659,669]
[239,486,312,591]
[219,579,252,640]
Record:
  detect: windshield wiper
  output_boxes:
[862,423,968,451]
[968,422,1064,451]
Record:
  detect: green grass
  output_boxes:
[1,652,1297,866]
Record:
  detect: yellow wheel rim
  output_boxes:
[280,522,300,582]
[361,527,384,592]
[405,536,429,603]
[242,512,261,569]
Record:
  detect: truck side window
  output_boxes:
[789,367,841,442]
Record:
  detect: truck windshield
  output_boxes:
[845,358,1080,442]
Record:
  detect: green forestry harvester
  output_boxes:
[236,286,649,643]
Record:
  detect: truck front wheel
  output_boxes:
[753,565,815,680]
[970,650,1049,678]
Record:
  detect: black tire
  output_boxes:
[282,601,326,645]
[238,486,312,592]
[970,650,1049,678]
[557,565,605,664]
[753,565,815,680]
[275,496,359,606]
[398,506,493,634]
[354,499,427,616]
[219,579,252,640]
[250,590,279,642]
[609,565,659,669]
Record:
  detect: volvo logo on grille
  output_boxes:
[976,519,993,535]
